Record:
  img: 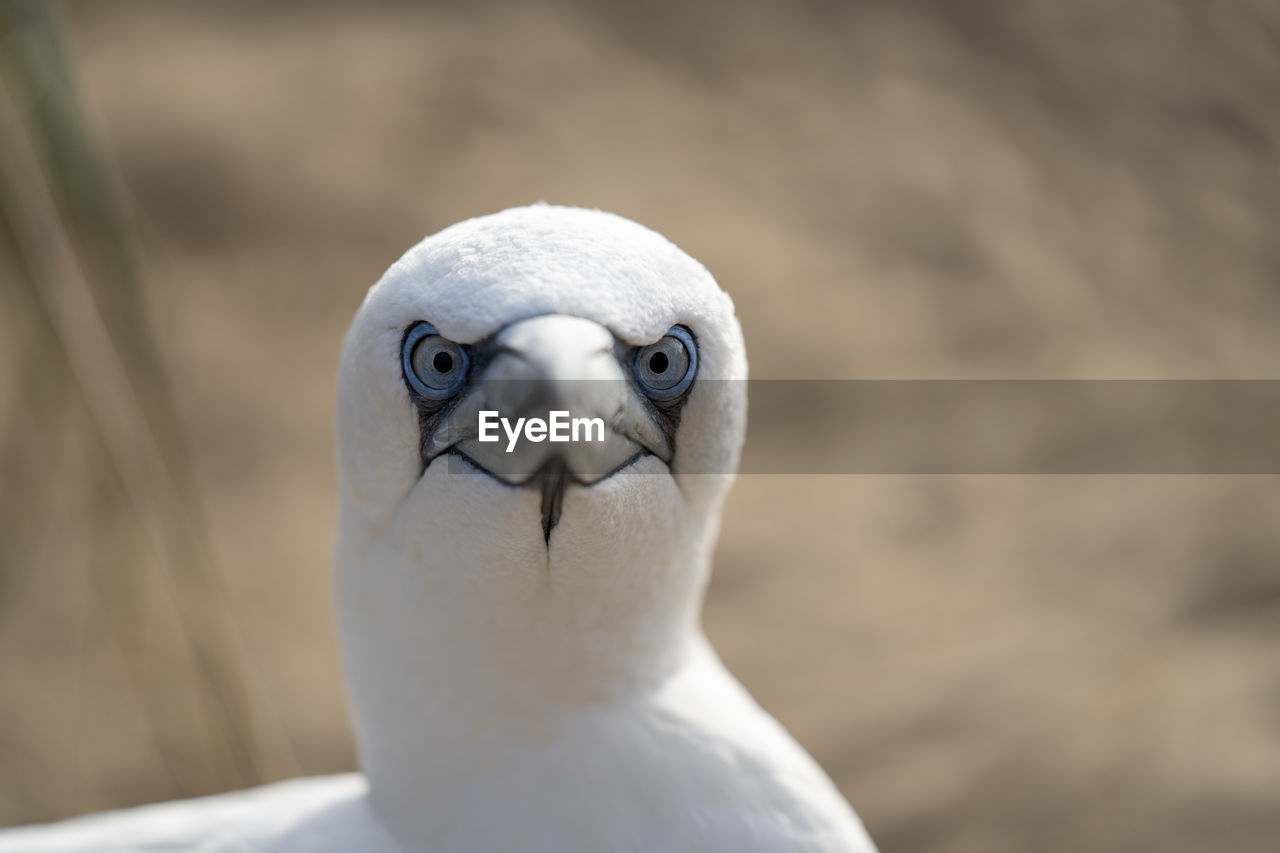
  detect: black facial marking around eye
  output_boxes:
[401,322,478,476]
[622,325,698,454]
[404,318,698,482]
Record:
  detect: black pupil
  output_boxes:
[433,351,454,374]
[649,351,669,374]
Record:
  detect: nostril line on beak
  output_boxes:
[492,345,537,366]
[608,404,626,431]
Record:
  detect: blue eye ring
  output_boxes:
[402,321,470,401]
[633,325,698,401]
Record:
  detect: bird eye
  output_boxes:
[402,322,469,400]
[634,326,697,401]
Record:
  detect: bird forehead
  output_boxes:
[367,206,726,344]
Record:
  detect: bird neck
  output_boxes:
[334,463,722,837]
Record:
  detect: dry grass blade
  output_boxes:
[0,0,298,804]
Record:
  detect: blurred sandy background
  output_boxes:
[2,1,1279,850]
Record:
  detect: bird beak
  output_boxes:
[421,315,671,534]
[421,314,671,542]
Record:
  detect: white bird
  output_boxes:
[0,205,877,852]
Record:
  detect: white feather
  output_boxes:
[2,206,876,852]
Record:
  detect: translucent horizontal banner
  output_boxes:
[433,380,1280,476]
[741,380,1280,474]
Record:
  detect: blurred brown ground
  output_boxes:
[2,1,1280,851]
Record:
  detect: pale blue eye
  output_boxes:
[634,326,697,401]
[403,322,469,400]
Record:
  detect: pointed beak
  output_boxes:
[424,315,671,486]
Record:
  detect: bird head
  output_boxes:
[332,206,747,786]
